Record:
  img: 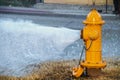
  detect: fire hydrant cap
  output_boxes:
[83,9,105,24]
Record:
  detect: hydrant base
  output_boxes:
[81,61,106,68]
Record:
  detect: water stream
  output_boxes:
[0,19,120,76]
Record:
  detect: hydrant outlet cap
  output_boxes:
[83,9,105,24]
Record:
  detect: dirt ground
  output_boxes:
[0,58,120,80]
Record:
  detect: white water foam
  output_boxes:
[0,19,80,76]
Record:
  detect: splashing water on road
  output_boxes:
[0,18,120,77]
[0,19,80,76]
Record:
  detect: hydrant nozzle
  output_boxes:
[73,9,106,78]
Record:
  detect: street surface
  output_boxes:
[0,13,120,30]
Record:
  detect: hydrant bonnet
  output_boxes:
[83,9,105,25]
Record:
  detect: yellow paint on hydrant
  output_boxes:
[73,9,106,77]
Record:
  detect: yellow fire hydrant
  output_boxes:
[73,9,106,77]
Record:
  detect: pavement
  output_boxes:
[0,3,119,18]
[33,3,119,17]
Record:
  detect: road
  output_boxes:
[0,12,120,30]
[0,13,84,30]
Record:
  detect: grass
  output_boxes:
[0,59,120,80]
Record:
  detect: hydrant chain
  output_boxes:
[84,40,93,50]
[78,40,93,65]
[78,46,85,65]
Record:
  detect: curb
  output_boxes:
[0,6,119,19]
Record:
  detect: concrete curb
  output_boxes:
[0,6,118,19]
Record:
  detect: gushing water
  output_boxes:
[0,19,80,76]
[0,18,120,77]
